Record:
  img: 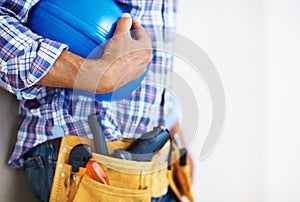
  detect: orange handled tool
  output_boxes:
[86,160,110,185]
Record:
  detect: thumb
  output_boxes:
[113,13,132,36]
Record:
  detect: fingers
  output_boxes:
[131,19,148,40]
[113,13,132,37]
[131,18,143,30]
[113,14,150,46]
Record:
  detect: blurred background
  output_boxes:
[175,0,300,201]
[1,0,300,201]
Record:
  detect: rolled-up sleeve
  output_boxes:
[0,1,68,100]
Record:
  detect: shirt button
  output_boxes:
[51,126,64,138]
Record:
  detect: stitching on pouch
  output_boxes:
[81,179,149,197]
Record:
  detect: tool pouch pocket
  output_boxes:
[73,175,150,202]
[168,143,194,201]
[49,135,170,202]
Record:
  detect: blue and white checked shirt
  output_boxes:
[0,0,178,169]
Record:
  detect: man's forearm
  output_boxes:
[36,50,109,94]
[36,50,114,94]
[37,50,83,90]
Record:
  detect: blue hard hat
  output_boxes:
[28,0,149,101]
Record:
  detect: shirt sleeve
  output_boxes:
[0,1,68,100]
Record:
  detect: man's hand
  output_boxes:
[37,13,153,94]
[79,13,153,93]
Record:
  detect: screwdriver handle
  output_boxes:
[88,114,109,156]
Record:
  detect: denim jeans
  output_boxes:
[23,141,58,202]
[23,141,179,202]
[151,188,179,202]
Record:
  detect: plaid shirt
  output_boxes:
[0,0,177,169]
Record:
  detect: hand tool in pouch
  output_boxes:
[88,114,109,156]
[86,160,110,185]
[112,126,171,161]
[69,144,93,172]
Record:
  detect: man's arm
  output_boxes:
[37,14,152,94]
[0,2,151,98]
[0,2,67,99]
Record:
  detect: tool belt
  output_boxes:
[49,135,194,202]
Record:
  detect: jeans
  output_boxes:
[24,141,58,202]
[24,141,179,202]
[151,188,179,202]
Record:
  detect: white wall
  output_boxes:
[262,0,300,201]
[176,0,300,202]
[175,0,263,201]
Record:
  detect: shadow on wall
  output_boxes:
[0,88,37,201]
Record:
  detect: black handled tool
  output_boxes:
[88,114,109,156]
[112,126,170,161]
[69,144,92,172]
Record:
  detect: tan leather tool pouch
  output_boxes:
[49,135,170,202]
[168,143,194,201]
